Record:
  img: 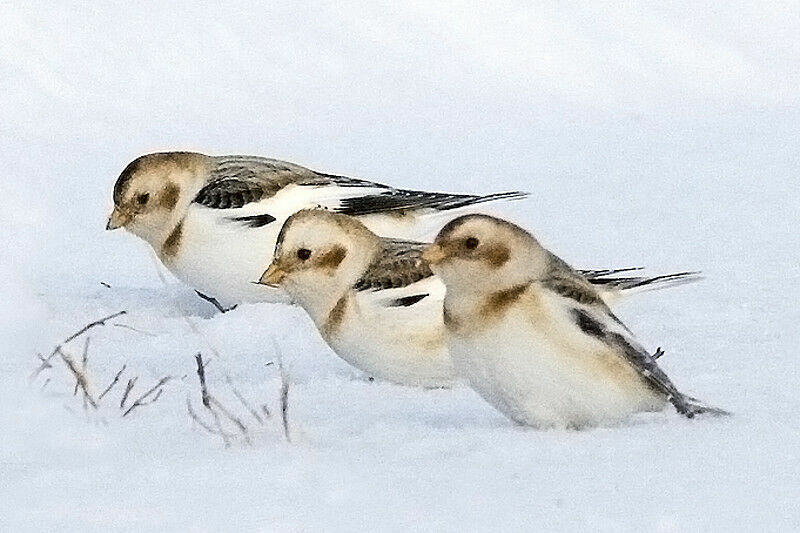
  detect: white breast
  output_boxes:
[166,184,446,308]
[326,276,456,388]
[447,291,663,428]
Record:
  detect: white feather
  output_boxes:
[448,288,664,429]
[328,276,455,387]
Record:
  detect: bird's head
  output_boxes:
[258,209,380,312]
[107,152,211,245]
[423,214,547,295]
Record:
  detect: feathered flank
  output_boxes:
[427,213,728,428]
[353,240,433,291]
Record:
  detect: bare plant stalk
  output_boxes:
[271,338,291,443]
[120,377,138,409]
[99,364,127,401]
[226,375,264,425]
[112,323,158,337]
[74,336,91,396]
[31,310,127,381]
[194,353,211,408]
[57,347,98,409]
[187,399,231,447]
[209,396,250,444]
[122,376,171,417]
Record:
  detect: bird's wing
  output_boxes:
[353,239,434,293]
[580,268,702,293]
[538,267,724,417]
[194,156,325,209]
[193,155,527,214]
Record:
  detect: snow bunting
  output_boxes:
[107,152,526,311]
[258,209,454,387]
[424,214,727,428]
[257,210,703,388]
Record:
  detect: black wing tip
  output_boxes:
[674,395,732,418]
[588,270,703,291]
[435,190,529,211]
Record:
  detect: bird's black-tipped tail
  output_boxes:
[583,268,703,293]
[335,188,528,216]
[672,394,731,419]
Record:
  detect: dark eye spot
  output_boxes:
[297,248,311,261]
[136,192,150,206]
[465,237,479,250]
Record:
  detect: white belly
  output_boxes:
[327,278,455,388]
[164,184,449,308]
[449,303,663,429]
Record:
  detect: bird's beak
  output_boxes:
[422,243,447,266]
[106,207,131,231]
[258,263,286,287]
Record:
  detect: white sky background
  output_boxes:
[1,2,800,531]
[2,1,799,276]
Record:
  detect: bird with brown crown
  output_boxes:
[108,152,698,313]
[423,214,728,428]
[257,209,707,389]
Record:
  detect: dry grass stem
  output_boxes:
[226,375,264,425]
[57,347,98,409]
[120,377,138,409]
[31,310,126,381]
[122,376,172,417]
[99,364,127,400]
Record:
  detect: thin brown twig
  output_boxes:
[57,347,98,409]
[74,336,91,396]
[99,364,127,401]
[209,396,250,444]
[225,375,264,425]
[120,377,138,409]
[195,353,211,408]
[271,338,291,443]
[111,323,158,337]
[30,311,127,381]
[122,376,171,417]
[187,399,232,447]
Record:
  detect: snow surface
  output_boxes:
[2,2,800,531]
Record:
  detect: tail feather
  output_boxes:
[584,269,703,293]
[671,394,731,418]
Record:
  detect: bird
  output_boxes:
[257,209,704,389]
[107,152,698,313]
[106,151,527,311]
[422,214,728,428]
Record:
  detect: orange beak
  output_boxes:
[258,263,287,287]
[106,207,132,230]
[422,243,448,266]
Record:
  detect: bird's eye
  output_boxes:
[136,193,150,206]
[297,248,312,261]
[465,237,479,250]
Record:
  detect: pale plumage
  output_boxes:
[259,210,453,387]
[424,214,727,428]
[108,152,699,312]
[258,210,706,389]
[107,152,526,310]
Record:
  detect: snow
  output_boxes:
[2,1,800,531]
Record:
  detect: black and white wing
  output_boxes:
[354,239,434,295]
[193,155,527,216]
[540,265,728,418]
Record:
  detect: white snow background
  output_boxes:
[2,2,799,531]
